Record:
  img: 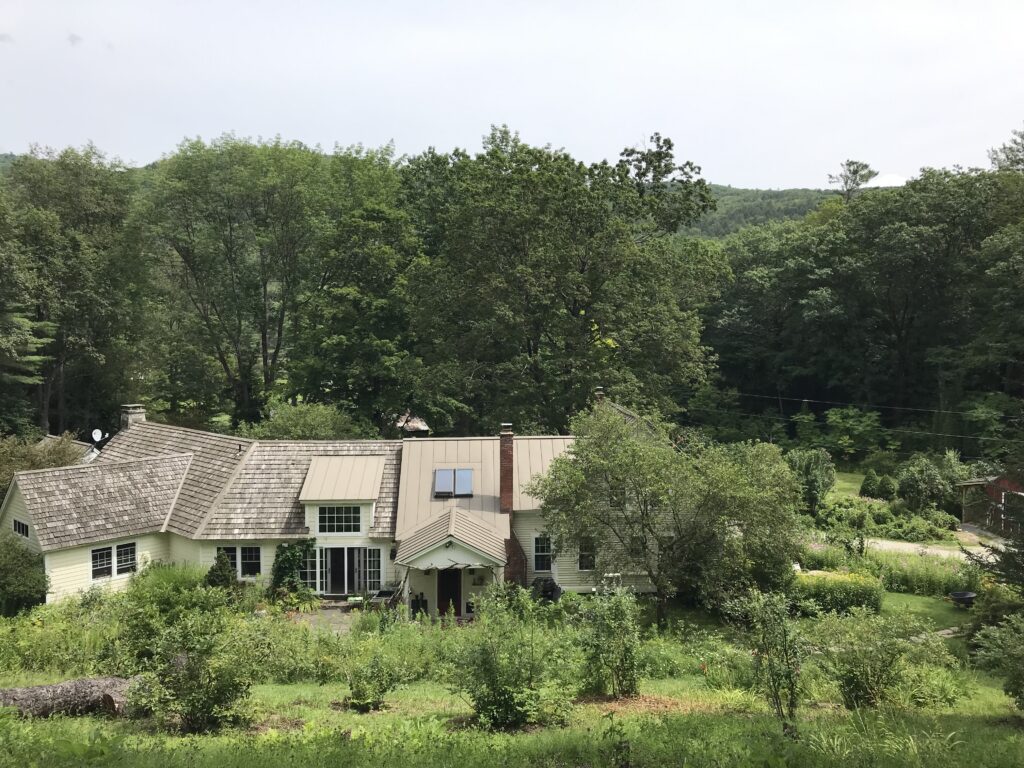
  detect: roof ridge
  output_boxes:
[159,454,194,533]
[193,441,259,538]
[135,420,256,445]
[14,452,194,479]
[254,439,401,446]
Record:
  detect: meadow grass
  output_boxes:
[881,592,965,631]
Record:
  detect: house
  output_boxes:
[0,404,640,612]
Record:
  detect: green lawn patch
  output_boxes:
[882,592,964,631]
[832,471,865,499]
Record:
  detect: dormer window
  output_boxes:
[434,468,473,498]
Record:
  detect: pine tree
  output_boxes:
[859,469,880,498]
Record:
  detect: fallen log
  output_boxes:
[0,676,134,717]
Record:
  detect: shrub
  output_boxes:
[974,613,1024,710]
[968,582,1024,637]
[0,530,48,616]
[205,552,238,589]
[446,584,578,729]
[576,585,641,697]
[269,539,315,593]
[859,469,880,498]
[894,664,969,708]
[637,633,686,679]
[682,629,756,691]
[877,474,898,501]
[791,572,883,614]
[812,608,956,709]
[797,543,849,571]
[344,638,402,711]
[127,608,266,732]
[896,455,952,512]
[861,550,981,597]
[785,448,836,516]
[732,590,806,738]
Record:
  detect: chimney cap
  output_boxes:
[594,386,605,401]
[120,403,146,410]
[500,422,513,434]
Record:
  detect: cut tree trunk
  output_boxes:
[0,676,134,718]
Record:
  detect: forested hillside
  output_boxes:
[685,184,832,237]
[1,126,1023,461]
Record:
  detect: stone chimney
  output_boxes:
[499,423,514,515]
[119,404,146,431]
[594,386,605,403]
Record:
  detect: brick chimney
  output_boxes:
[119,404,146,431]
[594,385,605,403]
[499,422,528,586]
[499,423,514,515]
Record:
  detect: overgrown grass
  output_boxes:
[882,593,965,631]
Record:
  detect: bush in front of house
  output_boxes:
[791,571,883,614]
[128,607,267,732]
[205,551,238,589]
[344,638,403,712]
[446,583,579,729]
[812,608,960,710]
[0,529,48,616]
[575,585,642,698]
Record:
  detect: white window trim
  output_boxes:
[91,546,113,580]
[316,504,365,536]
[534,535,552,573]
[240,545,262,578]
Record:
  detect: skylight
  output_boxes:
[434,468,473,498]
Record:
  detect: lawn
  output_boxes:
[832,471,865,499]
[2,673,1022,767]
[882,591,965,631]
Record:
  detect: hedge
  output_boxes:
[792,571,883,614]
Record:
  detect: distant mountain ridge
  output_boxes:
[688,183,832,237]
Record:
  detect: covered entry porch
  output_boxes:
[395,508,507,617]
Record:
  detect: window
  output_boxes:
[434,468,473,498]
[627,536,645,559]
[217,546,237,571]
[454,468,473,497]
[365,548,382,591]
[534,535,552,572]
[578,537,595,571]
[13,519,29,538]
[91,547,112,579]
[299,547,318,589]
[318,505,361,533]
[240,546,261,577]
[433,469,454,497]
[116,542,137,575]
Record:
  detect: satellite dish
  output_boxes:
[91,428,103,443]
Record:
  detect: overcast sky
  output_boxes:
[2,1,1022,188]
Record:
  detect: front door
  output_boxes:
[329,548,346,595]
[437,568,462,616]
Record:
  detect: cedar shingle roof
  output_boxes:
[196,440,402,539]
[95,422,252,537]
[14,454,191,552]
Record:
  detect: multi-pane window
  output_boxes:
[627,536,645,559]
[13,519,29,538]
[240,546,261,577]
[318,505,361,533]
[534,535,552,572]
[365,548,382,591]
[91,547,113,579]
[116,542,137,575]
[578,536,596,571]
[299,548,318,589]
[433,468,474,498]
[217,546,238,570]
